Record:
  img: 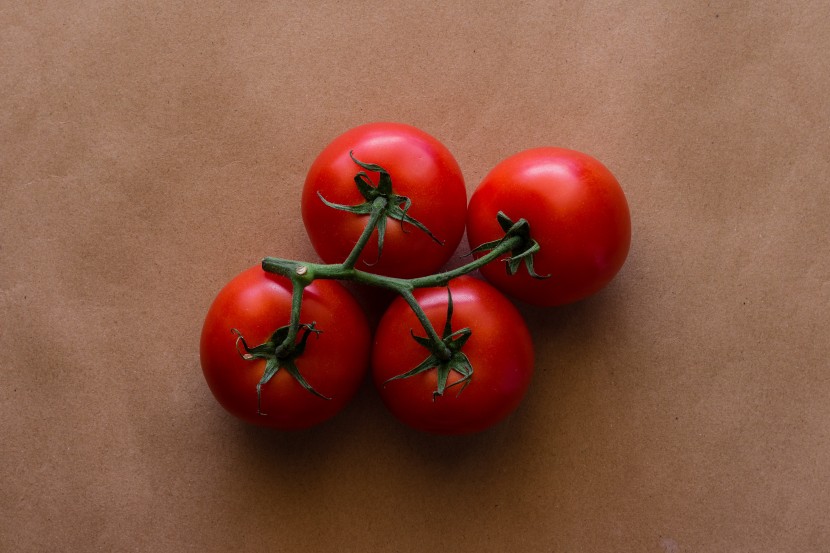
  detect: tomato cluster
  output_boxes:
[200,123,630,434]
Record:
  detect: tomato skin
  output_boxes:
[372,276,534,435]
[200,265,371,430]
[467,148,631,306]
[302,122,467,278]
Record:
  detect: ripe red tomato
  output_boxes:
[466,148,631,306]
[200,265,371,430]
[302,122,467,278]
[372,276,534,435]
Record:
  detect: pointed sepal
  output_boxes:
[231,322,329,415]
[315,153,445,265]
[384,287,476,398]
[470,211,551,280]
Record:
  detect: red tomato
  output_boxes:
[200,265,371,430]
[302,122,467,278]
[372,276,534,435]
[466,148,631,306]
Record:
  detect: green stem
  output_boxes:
[409,237,522,288]
[262,235,521,356]
[341,197,388,270]
[249,154,547,402]
[265,235,520,292]
[399,289,452,360]
[274,279,306,357]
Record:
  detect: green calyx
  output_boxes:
[317,151,443,265]
[384,288,474,400]
[232,323,328,415]
[470,211,550,279]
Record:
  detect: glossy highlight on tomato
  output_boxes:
[200,265,371,430]
[302,122,467,278]
[467,148,631,306]
[372,276,534,435]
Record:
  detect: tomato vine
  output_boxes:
[259,151,544,383]
[200,124,630,434]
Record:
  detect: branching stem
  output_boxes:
[261,157,539,370]
[236,154,550,405]
[262,234,522,356]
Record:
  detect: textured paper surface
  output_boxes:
[2,2,829,551]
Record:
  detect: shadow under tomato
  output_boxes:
[224,273,633,482]
[232,380,373,469]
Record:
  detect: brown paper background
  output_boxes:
[2,1,829,551]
